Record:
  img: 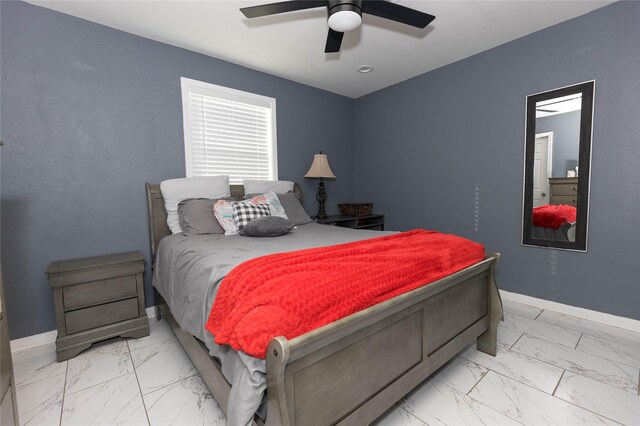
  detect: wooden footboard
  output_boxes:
[156,253,500,426]
[264,253,501,426]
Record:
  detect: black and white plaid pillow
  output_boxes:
[232,202,271,230]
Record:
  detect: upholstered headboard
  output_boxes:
[145,182,302,260]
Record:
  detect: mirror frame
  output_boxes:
[522,80,595,251]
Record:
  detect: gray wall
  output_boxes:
[0,1,355,339]
[354,1,640,319]
[536,110,581,177]
[2,1,639,340]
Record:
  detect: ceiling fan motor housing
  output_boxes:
[328,0,363,32]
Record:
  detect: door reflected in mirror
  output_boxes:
[522,81,594,251]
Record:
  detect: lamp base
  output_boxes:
[315,179,328,219]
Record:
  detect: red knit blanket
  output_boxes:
[205,230,485,358]
[533,205,577,230]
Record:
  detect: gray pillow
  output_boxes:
[277,192,313,225]
[178,198,229,235]
[239,216,294,237]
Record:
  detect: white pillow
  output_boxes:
[243,179,294,195]
[160,175,230,234]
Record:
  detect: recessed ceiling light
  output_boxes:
[357,65,374,74]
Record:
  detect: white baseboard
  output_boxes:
[500,290,640,333]
[10,330,58,354]
[146,306,157,320]
[10,306,157,354]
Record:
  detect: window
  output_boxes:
[181,77,277,184]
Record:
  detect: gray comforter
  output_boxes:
[152,223,393,426]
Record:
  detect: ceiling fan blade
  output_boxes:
[241,1,327,18]
[362,0,435,28]
[325,28,344,53]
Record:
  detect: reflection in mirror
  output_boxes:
[522,81,594,251]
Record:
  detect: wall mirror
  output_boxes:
[522,81,594,251]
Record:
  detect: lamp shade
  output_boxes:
[304,153,336,179]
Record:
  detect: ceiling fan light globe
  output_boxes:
[328,10,361,32]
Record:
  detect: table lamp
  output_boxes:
[304,152,336,219]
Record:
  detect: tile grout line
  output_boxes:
[508,332,526,351]
[127,339,152,426]
[505,304,638,354]
[58,361,69,426]
[490,369,624,425]
[510,344,640,396]
[551,369,565,396]
[465,368,489,396]
[474,333,640,404]
[467,356,563,396]
[534,308,544,320]
[461,369,526,426]
[572,334,640,368]
[14,371,68,389]
[138,372,203,399]
[553,385,627,425]
[507,338,604,382]
[64,371,134,398]
[505,329,640,388]
[471,330,638,397]
[574,333,584,350]
[471,341,624,401]
[578,330,640,347]
[397,404,429,426]
[502,312,584,348]
[533,314,640,348]
[127,322,203,399]
[570,335,640,370]
[503,309,540,321]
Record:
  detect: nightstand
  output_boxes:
[317,214,385,231]
[46,251,149,361]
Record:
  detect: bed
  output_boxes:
[532,204,577,242]
[146,182,502,426]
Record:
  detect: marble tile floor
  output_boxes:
[12,300,640,425]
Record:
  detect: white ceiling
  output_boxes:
[27,0,613,98]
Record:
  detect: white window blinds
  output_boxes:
[181,78,277,184]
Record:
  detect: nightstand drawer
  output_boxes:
[63,276,137,311]
[552,183,577,196]
[550,195,577,206]
[65,297,139,335]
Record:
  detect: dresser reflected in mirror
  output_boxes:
[522,81,594,251]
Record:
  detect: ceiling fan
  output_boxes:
[240,0,436,53]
